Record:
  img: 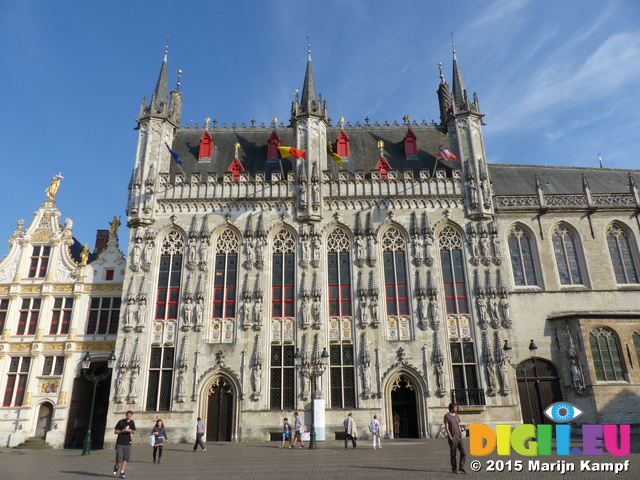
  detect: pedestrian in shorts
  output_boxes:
[113,410,136,479]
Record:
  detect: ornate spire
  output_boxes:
[150,38,170,116]
[291,35,326,120]
[451,39,468,109]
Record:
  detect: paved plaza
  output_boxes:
[1,436,639,480]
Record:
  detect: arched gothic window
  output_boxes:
[589,327,624,382]
[552,225,584,285]
[381,227,409,315]
[272,229,296,318]
[327,228,352,317]
[508,226,538,286]
[155,230,185,321]
[439,226,468,314]
[606,224,639,284]
[213,230,239,319]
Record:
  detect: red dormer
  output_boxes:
[336,129,350,158]
[403,128,417,157]
[227,158,245,181]
[199,130,213,159]
[375,157,391,179]
[267,130,281,159]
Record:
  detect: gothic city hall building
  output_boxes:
[1,50,640,448]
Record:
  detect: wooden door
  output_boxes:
[206,378,233,441]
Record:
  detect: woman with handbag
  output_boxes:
[152,419,168,463]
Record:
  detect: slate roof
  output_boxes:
[168,124,449,179]
[489,164,639,196]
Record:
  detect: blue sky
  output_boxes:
[1,0,639,254]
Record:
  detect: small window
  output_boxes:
[105,269,115,281]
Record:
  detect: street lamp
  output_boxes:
[295,346,329,449]
[81,351,116,455]
[503,339,538,424]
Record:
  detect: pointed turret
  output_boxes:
[291,46,327,121]
[150,53,170,116]
[451,51,468,109]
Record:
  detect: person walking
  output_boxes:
[444,403,467,474]
[280,418,292,448]
[343,413,357,450]
[291,412,305,448]
[369,414,381,450]
[113,410,136,479]
[152,419,168,463]
[193,417,206,452]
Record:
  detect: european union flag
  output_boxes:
[166,143,183,166]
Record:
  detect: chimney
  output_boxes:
[94,229,109,254]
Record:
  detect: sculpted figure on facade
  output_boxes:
[476,290,488,330]
[255,237,266,269]
[570,359,585,394]
[182,297,193,330]
[242,300,252,331]
[424,230,434,266]
[370,296,379,327]
[115,366,128,403]
[488,290,500,329]
[500,292,512,328]
[479,230,490,260]
[129,367,140,400]
[301,296,311,329]
[467,175,478,207]
[252,362,262,398]
[312,183,320,210]
[142,239,154,272]
[136,297,147,332]
[195,298,204,331]
[360,298,369,328]
[253,298,263,329]
[244,237,254,269]
[367,235,377,266]
[355,235,366,267]
[312,298,322,328]
[187,238,197,268]
[123,297,136,332]
[413,233,424,266]
[429,293,440,330]
[418,294,428,329]
[198,239,208,271]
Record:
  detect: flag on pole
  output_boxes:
[166,144,183,166]
[327,143,343,168]
[436,143,460,168]
[277,146,307,160]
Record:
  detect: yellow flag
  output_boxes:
[327,143,343,168]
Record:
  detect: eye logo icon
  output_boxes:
[543,402,583,423]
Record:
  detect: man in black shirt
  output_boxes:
[113,410,136,479]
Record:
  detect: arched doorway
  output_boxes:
[36,402,53,439]
[206,377,234,441]
[516,358,562,424]
[389,375,420,438]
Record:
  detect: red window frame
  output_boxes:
[17,298,41,335]
[0,299,8,335]
[50,297,74,335]
[155,254,183,321]
[28,246,51,278]
[336,130,350,158]
[328,251,352,316]
[272,252,295,318]
[3,357,30,407]
[383,251,409,316]
[212,253,238,319]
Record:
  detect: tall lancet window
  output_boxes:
[552,225,584,285]
[327,228,352,317]
[155,230,185,321]
[213,230,239,319]
[271,229,296,318]
[607,224,639,284]
[590,327,624,382]
[439,226,468,314]
[508,225,539,286]
[440,225,480,405]
[382,227,409,316]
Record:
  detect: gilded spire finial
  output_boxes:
[377,140,384,156]
[307,34,311,55]
[438,61,444,83]
[164,35,169,59]
[451,32,455,55]
[234,142,241,158]
[176,69,182,89]
[205,117,211,129]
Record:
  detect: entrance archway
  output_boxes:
[36,402,53,439]
[389,374,420,438]
[516,358,562,424]
[206,377,234,441]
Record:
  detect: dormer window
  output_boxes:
[267,131,281,160]
[403,128,417,157]
[199,130,213,159]
[227,158,245,181]
[375,158,391,179]
[336,130,350,158]
[28,246,50,278]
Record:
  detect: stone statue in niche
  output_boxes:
[123,298,136,331]
[428,293,440,329]
[499,292,512,328]
[182,298,194,330]
[245,237,254,268]
[301,296,311,328]
[254,298,263,329]
[570,359,585,394]
[312,184,320,210]
[424,230,434,266]
[198,240,208,269]
[476,291,488,329]
[488,291,500,329]
[355,235,366,265]
[312,299,322,328]
[362,359,371,394]
[252,362,262,397]
[129,368,140,399]
[136,297,147,332]
[177,370,187,398]
[367,235,377,266]
[413,233,424,266]
[299,185,307,210]
[131,241,142,270]
[242,300,252,330]
[370,297,379,326]
[467,176,478,206]
[188,238,197,266]
[195,299,204,330]
[479,231,490,258]
[360,298,369,327]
